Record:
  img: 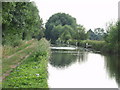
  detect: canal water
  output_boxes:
[48,47,119,88]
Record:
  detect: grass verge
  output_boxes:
[2,39,35,58]
[2,38,50,88]
[2,39,38,74]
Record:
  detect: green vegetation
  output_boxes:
[68,40,106,52]
[45,13,87,43]
[2,2,50,88]
[85,21,119,54]
[45,13,119,54]
[3,39,37,74]
[104,21,120,53]
[2,0,120,88]
[2,38,50,88]
[3,40,34,58]
[87,21,120,54]
[104,54,120,86]
[2,2,44,46]
[50,52,77,68]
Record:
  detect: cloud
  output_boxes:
[32,0,119,30]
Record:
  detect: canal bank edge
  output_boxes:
[2,38,51,88]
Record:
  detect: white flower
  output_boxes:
[36,74,40,77]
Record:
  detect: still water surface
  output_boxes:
[48,47,119,88]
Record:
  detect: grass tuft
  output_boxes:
[2,38,50,88]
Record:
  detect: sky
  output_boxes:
[31,0,119,30]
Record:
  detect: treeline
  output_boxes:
[70,21,120,54]
[2,2,44,46]
[45,13,120,54]
[73,21,120,54]
[2,1,119,54]
[2,2,50,88]
[45,13,87,43]
[45,13,106,43]
[88,21,120,54]
[103,21,120,53]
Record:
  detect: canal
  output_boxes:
[48,46,119,88]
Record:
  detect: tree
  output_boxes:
[59,25,74,42]
[2,2,44,46]
[105,22,118,43]
[76,25,87,40]
[51,25,63,42]
[45,13,77,41]
[104,21,120,53]
[94,28,105,40]
[87,29,96,40]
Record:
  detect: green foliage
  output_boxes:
[51,25,63,41]
[118,21,120,42]
[74,20,119,54]
[104,21,120,53]
[84,40,106,51]
[2,40,38,74]
[45,13,77,41]
[75,25,87,40]
[94,28,106,40]
[2,2,44,46]
[2,38,50,88]
[59,25,74,42]
[69,40,106,52]
[3,55,48,88]
[105,22,118,43]
[45,13,88,44]
[3,40,35,58]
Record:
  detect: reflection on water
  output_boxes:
[49,49,88,68]
[104,55,120,87]
[48,47,119,88]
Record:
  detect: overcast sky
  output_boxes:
[31,0,119,30]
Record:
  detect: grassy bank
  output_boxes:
[83,40,119,54]
[2,40,37,74]
[2,38,50,88]
[69,40,119,54]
